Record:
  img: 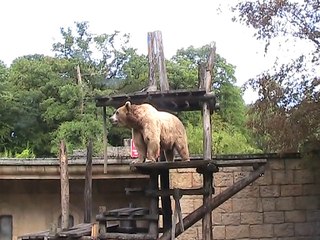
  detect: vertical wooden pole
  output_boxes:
[76,65,84,114]
[155,31,169,91]
[59,140,70,230]
[148,173,159,238]
[84,139,93,223]
[201,43,216,240]
[103,106,108,173]
[160,152,172,232]
[148,32,157,90]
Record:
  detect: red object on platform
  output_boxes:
[130,139,139,158]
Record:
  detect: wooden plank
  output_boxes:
[103,106,108,173]
[84,140,93,223]
[59,140,70,230]
[148,173,159,238]
[159,152,172,232]
[159,165,266,240]
[99,232,156,240]
[126,187,214,197]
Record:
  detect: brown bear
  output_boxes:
[110,101,190,162]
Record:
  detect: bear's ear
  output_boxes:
[125,101,131,111]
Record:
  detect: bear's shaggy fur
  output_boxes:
[110,101,189,162]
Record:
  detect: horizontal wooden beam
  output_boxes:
[125,187,215,197]
[99,232,157,240]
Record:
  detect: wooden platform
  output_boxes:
[95,89,217,112]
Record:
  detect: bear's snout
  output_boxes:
[109,115,118,125]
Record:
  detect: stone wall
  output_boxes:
[170,158,320,240]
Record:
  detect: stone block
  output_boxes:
[232,198,257,212]
[212,212,222,225]
[294,170,315,184]
[249,224,273,238]
[254,170,272,186]
[177,168,196,173]
[263,211,284,223]
[192,172,202,187]
[306,210,320,222]
[275,197,295,211]
[215,199,232,213]
[285,159,303,169]
[269,159,285,169]
[193,198,203,209]
[234,185,259,198]
[261,197,276,211]
[274,223,294,237]
[285,210,306,223]
[221,212,240,225]
[170,172,192,188]
[213,225,225,239]
[220,166,241,172]
[280,184,302,196]
[302,184,320,195]
[272,170,294,184]
[177,226,198,240]
[260,185,280,197]
[180,197,194,214]
[295,196,319,210]
[241,212,263,224]
[226,225,249,239]
[214,172,233,187]
[295,222,315,236]
[234,171,250,182]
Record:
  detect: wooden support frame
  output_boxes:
[200,42,216,240]
[159,165,266,240]
[148,173,159,238]
[159,152,172,232]
[102,106,108,173]
[59,140,70,230]
[84,140,93,223]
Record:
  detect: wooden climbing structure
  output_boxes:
[94,31,268,240]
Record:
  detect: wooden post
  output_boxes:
[76,65,84,114]
[103,106,108,173]
[148,32,157,90]
[147,31,169,91]
[159,165,266,240]
[148,173,159,238]
[159,153,172,232]
[59,140,70,230]
[98,206,107,234]
[84,139,93,223]
[155,31,169,91]
[201,43,216,240]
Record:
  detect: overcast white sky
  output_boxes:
[0,0,284,103]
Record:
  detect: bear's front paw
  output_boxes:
[145,159,156,163]
[132,159,143,164]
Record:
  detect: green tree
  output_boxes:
[233,0,320,152]
[167,45,259,154]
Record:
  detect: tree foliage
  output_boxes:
[233,0,320,152]
[0,21,261,156]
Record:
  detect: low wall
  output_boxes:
[170,158,320,239]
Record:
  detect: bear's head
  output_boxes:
[109,101,132,127]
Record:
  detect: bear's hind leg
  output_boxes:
[146,139,160,162]
[175,142,190,161]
